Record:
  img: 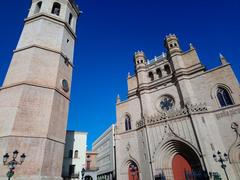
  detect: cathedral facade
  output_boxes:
[115,34,240,180]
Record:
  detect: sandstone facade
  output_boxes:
[0,0,80,179]
[115,35,240,180]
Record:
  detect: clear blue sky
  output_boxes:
[0,0,239,149]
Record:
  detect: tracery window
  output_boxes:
[51,2,61,16]
[125,115,132,131]
[160,96,174,111]
[217,87,233,107]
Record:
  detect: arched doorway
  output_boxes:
[85,175,93,180]
[128,161,139,180]
[154,140,207,180]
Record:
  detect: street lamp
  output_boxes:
[2,150,26,180]
[213,151,229,180]
[81,168,85,180]
[129,164,138,180]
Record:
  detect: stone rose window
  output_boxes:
[160,96,174,111]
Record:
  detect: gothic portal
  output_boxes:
[115,34,240,180]
[0,0,80,179]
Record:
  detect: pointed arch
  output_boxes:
[153,138,204,179]
[217,87,233,107]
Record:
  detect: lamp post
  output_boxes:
[81,168,85,180]
[3,150,26,180]
[213,151,229,180]
[129,164,138,180]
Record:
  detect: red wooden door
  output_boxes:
[172,154,192,180]
[128,165,139,180]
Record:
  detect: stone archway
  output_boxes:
[154,139,205,180]
[128,161,139,180]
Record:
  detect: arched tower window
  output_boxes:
[74,150,78,158]
[68,13,73,25]
[156,68,162,78]
[34,1,42,14]
[125,115,132,131]
[148,71,154,81]
[164,64,171,75]
[51,2,61,16]
[217,87,233,107]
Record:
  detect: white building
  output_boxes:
[93,125,116,180]
[62,131,88,180]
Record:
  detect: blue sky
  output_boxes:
[0,0,239,149]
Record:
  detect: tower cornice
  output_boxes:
[24,13,77,39]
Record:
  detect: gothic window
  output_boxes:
[160,96,174,111]
[69,13,73,25]
[164,64,171,75]
[156,68,162,78]
[149,71,154,81]
[217,87,233,107]
[51,2,61,16]
[69,150,73,158]
[34,1,42,14]
[74,150,78,158]
[125,115,132,131]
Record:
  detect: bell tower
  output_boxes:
[0,0,80,179]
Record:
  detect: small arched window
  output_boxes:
[68,150,73,158]
[74,150,78,158]
[156,68,162,78]
[34,1,42,14]
[164,64,171,75]
[125,115,132,131]
[51,2,61,16]
[217,87,233,107]
[149,71,154,81]
[68,13,73,25]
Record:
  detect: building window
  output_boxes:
[51,2,61,16]
[34,1,42,14]
[74,150,78,158]
[125,115,132,131]
[68,13,73,25]
[164,64,171,75]
[160,96,174,111]
[69,165,75,176]
[217,87,233,107]
[148,71,154,81]
[69,150,73,158]
[156,68,162,78]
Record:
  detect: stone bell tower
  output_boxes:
[0,0,80,179]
